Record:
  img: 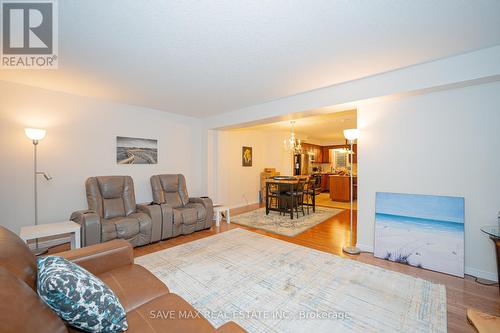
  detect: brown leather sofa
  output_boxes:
[71,176,164,247]
[0,226,246,333]
[151,174,214,238]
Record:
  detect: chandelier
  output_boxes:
[283,121,302,154]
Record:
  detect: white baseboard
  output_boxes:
[227,201,260,210]
[465,266,498,282]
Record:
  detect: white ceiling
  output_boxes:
[1,1,500,118]
[242,110,357,144]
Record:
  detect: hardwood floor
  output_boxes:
[315,192,357,210]
[133,204,500,332]
[47,204,499,331]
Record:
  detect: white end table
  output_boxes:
[213,205,230,227]
[20,221,81,249]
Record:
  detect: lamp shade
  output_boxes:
[25,128,46,141]
[343,128,359,141]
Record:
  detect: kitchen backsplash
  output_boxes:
[309,163,357,175]
[309,163,332,173]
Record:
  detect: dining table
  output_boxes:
[265,176,315,219]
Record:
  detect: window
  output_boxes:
[334,150,348,168]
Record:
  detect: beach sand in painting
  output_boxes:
[374,213,464,276]
[374,192,464,277]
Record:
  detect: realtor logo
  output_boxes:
[1,0,58,69]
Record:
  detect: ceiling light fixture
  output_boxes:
[283,121,302,154]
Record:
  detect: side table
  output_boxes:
[20,221,81,250]
[213,205,231,227]
[480,226,500,292]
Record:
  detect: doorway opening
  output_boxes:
[209,109,358,211]
[208,108,358,251]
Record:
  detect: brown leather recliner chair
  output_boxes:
[71,176,163,247]
[151,174,214,238]
[0,226,246,333]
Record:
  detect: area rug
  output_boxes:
[231,206,343,237]
[136,228,447,333]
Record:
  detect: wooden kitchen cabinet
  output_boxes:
[302,143,323,163]
[330,175,356,202]
[315,146,322,163]
[322,147,331,163]
[320,174,327,191]
[302,143,318,162]
[319,174,331,192]
[302,143,356,164]
[301,143,311,154]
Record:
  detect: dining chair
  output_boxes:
[283,179,306,219]
[304,176,318,214]
[267,182,281,211]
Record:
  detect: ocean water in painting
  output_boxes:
[374,192,464,277]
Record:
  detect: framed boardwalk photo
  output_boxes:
[374,192,464,277]
[117,136,158,164]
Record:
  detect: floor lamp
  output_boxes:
[342,128,360,255]
[25,128,52,254]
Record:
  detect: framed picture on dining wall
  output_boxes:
[242,146,252,167]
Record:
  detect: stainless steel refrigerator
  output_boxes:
[294,153,310,175]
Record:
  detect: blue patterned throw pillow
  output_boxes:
[37,256,128,333]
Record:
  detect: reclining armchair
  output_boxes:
[151,174,213,238]
[71,176,162,247]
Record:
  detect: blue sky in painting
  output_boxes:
[375,192,464,224]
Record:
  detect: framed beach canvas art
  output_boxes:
[374,192,464,277]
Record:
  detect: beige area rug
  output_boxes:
[136,229,447,333]
[231,206,343,237]
[316,193,358,210]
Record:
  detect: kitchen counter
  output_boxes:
[329,175,357,202]
[310,173,347,193]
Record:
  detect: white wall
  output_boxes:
[357,81,500,281]
[214,129,292,208]
[0,81,203,234]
